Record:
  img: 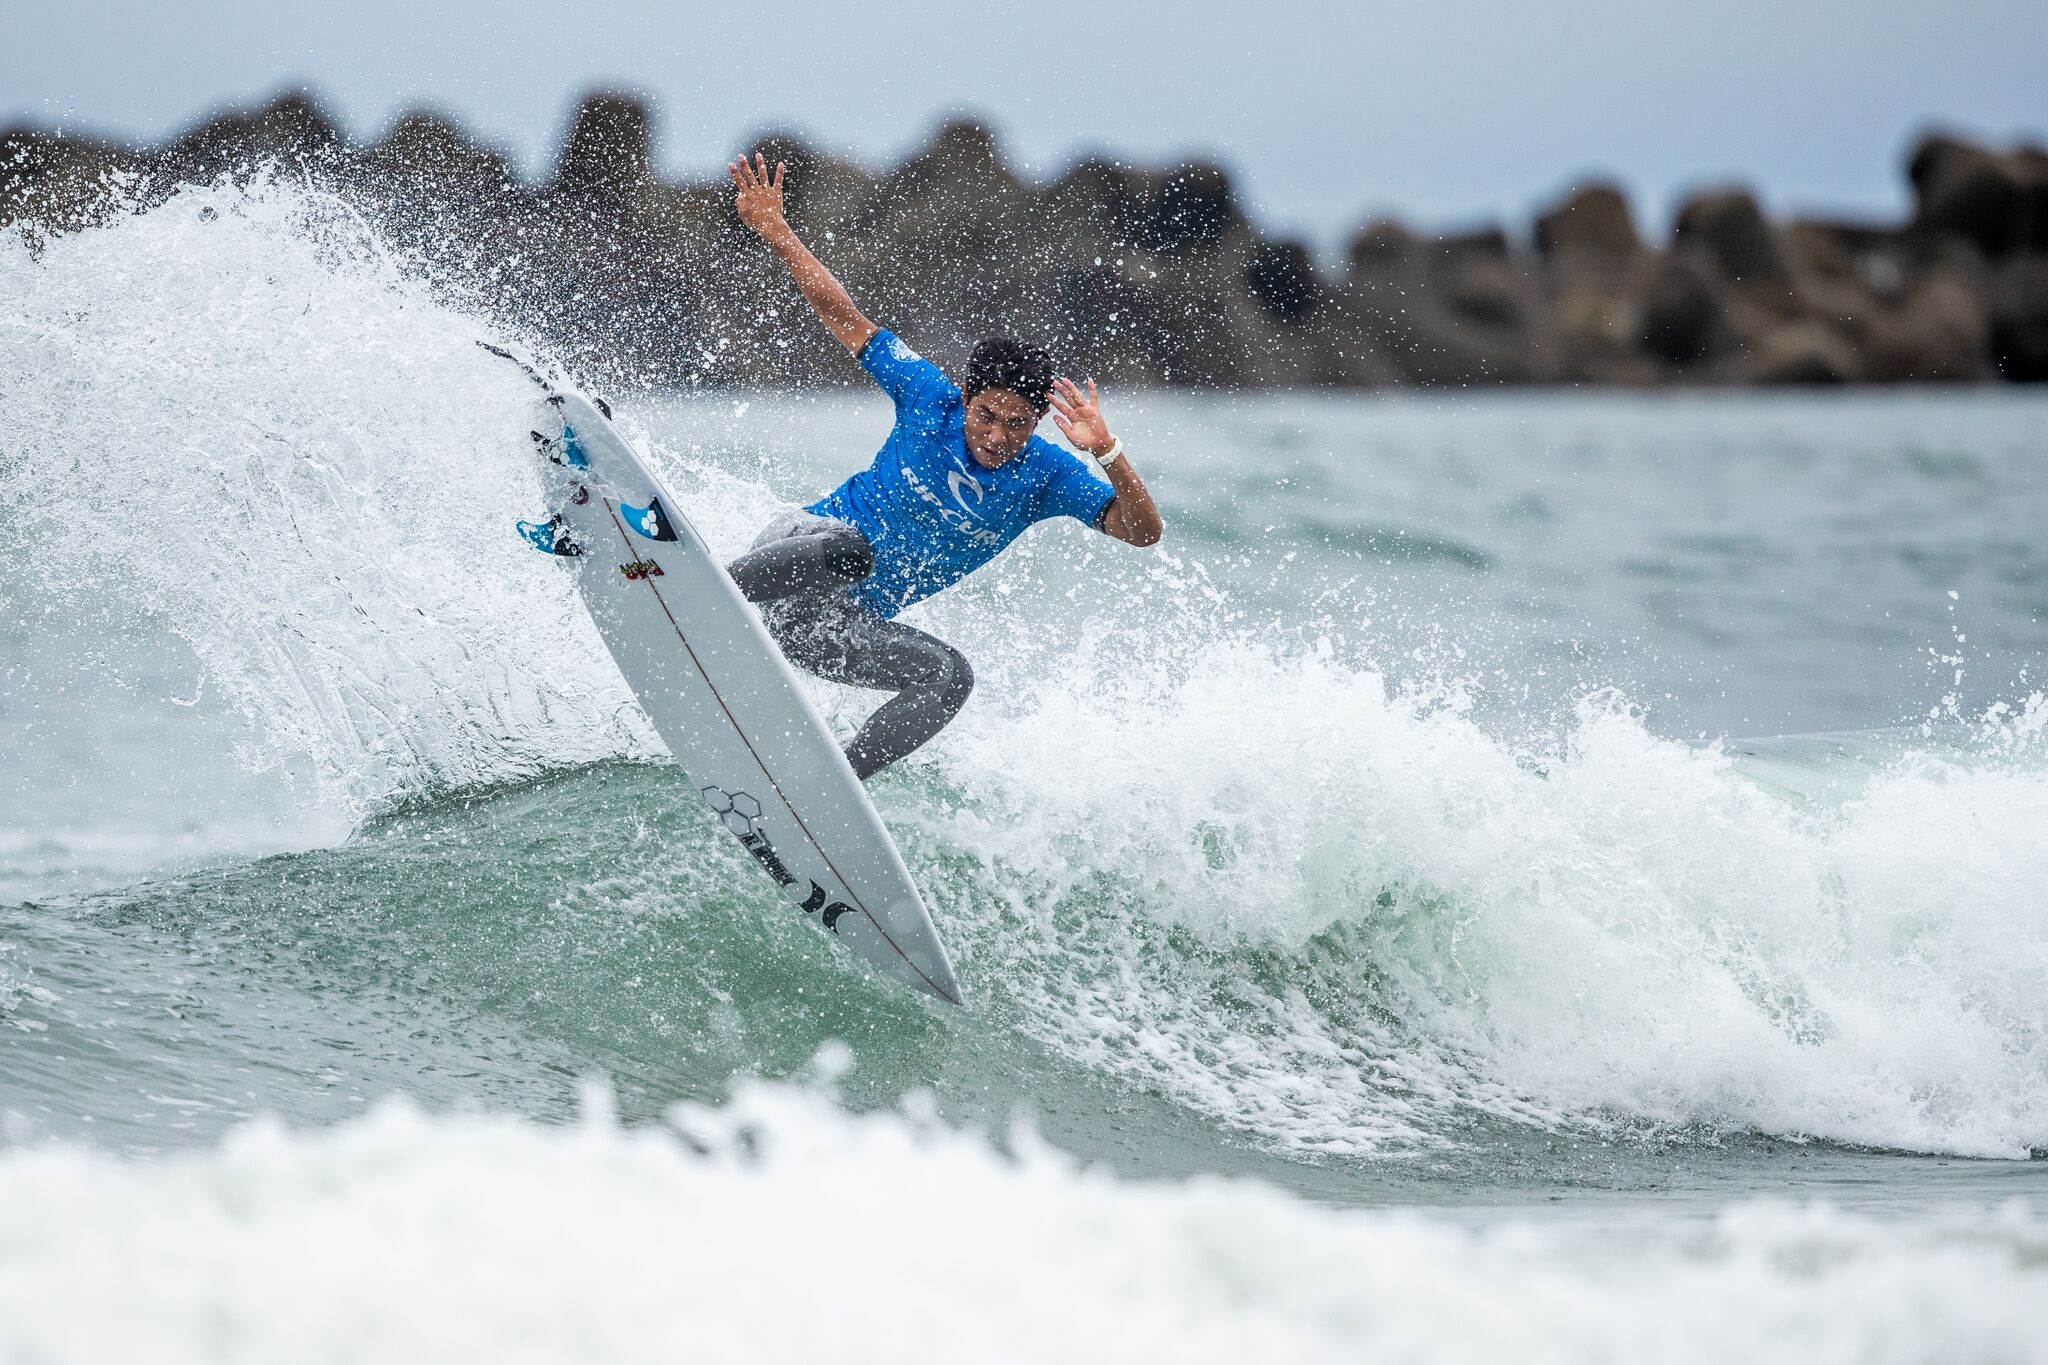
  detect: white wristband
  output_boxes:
[1092,438,1125,474]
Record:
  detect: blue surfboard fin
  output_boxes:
[560,426,591,469]
[534,421,591,469]
[621,496,678,543]
[518,515,584,557]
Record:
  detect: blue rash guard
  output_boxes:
[807,330,1116,618]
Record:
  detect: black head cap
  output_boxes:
[963,337,1055,415]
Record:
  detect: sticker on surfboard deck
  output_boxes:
[701,784,856,932]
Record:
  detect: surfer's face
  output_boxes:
[963,388,1039,469]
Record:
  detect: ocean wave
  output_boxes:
[4,178,2045,1164]
[0,1078,2041,1364]
[902,636,2048,1159]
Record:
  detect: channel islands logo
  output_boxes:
[699,785,854,932]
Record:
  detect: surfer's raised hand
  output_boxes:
[729,152,787,235]
[731,150,878,356]
[1049,377,1114,457]
[1052,375,1165,547]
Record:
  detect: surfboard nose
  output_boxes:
[922,954,965,1007]
[882,911,964,1006]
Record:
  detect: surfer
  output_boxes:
[722,152,1165,780]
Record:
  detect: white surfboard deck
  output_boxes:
[511,368,961,1006]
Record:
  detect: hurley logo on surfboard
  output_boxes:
[702,785,855,932]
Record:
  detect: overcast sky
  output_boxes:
[8,0,2044,245]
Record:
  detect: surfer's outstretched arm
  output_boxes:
[730,152,879,356]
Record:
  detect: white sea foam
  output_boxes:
[0,175,658,829]
[919,638,2048,1157]
[0,1081,2041,1364]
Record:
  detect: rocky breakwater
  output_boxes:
[4,91,2045,388]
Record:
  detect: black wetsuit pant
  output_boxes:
[726,513,974,780]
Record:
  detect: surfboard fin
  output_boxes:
[621,496,678,543]
[518,515,584,557]
[532,421,591,469]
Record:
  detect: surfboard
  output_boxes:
[491,347,963,1006]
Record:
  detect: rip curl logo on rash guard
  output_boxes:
[900,460,1004,548]
[806,331,1117,618]
[946,461,986,514]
